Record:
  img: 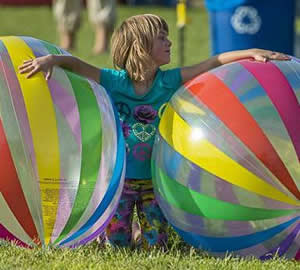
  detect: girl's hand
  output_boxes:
[248,48,290,62]
[18,54,54,80]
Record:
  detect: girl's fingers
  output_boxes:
[45,69,52,80]
[254,51,290,62]
[26,67,39,78]
[19,59,35,72]
[19,62,33,71]
[278,54,290,60]
[268,52,290,60]
[23,59,33,64]
[19,65,35,74]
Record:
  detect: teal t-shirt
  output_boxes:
[100,68,182,179]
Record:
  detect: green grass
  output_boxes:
[0,4,299,270]
[1,239,299,270]
[0,4,210,68]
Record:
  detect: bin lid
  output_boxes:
[205,0,249,11]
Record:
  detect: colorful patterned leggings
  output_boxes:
[105,178,168,248]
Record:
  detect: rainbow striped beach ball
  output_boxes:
[152,59,300,259]
[0,36,125,247]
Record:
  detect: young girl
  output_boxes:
[19,14,289,249]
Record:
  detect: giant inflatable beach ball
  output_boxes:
[152,59,300,259]
[0,36,125,247]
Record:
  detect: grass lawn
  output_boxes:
[0,3,299,270]
[1,239,299,270]
[0,4,210,68]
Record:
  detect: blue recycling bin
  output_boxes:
[205,0,296,55]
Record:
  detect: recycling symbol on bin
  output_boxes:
[231,6,262,35]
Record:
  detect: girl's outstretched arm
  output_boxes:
[19,54,101,83]
[180,48,290,83]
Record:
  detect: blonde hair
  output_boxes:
[111,14,169,82]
